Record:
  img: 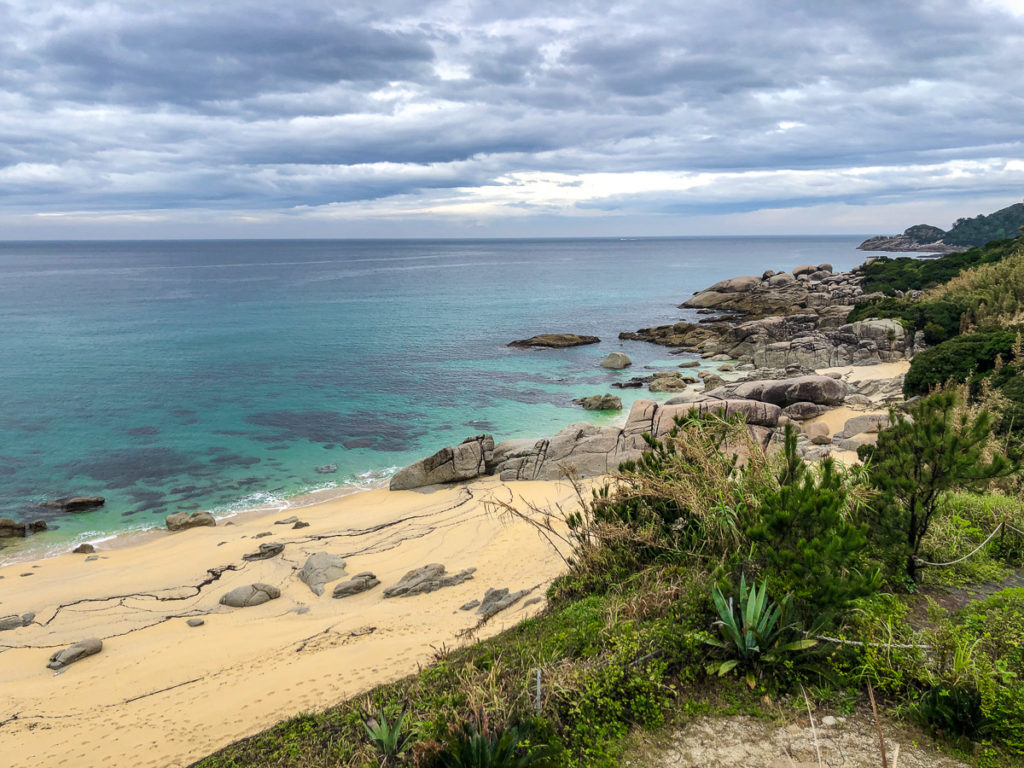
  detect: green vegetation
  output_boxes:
[942,202,1024,247]
[858,391,1017,581]
[846,296,964,344]
[903,329,1019,397]
[194,397,1024,768]
[858,236,1021,295]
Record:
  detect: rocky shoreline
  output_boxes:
[391,260,912,490]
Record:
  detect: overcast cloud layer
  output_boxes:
[2,0,1023,237]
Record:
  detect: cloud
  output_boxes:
[0,0,1022,235]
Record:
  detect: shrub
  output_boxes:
[903,329,1018,396]
[859,391,1016,581]
[859,236,1021,294]
[846,297,964,344]
[439,713,553,768]
[745,427,878,620]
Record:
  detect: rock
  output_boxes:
[292,521,310,530]
[28,520,47,533]
[678,360,700,368]
[71,543,95,554]
[315,464,337,474]
[47,638,102,670]
[332,572,381,599]
[382,564,476,598]
[85,555,99,562]
[817,264,833,274]
[701,373,726,392]
[41,496,105,512]
[665,390,707,405]
[803,422,831,443]
[844,393,872,407]
[0,518,27,538]
[611,376,649,389]
[708,375,846,407]
[274,515,299,525]
[834,434,877,452]
[219,583,281,608]
[706,353,733,362]
[573,394,623,411]
[253,531,272,538]
[389,434,494,491]
[782,402,828,421]
[523,597,544,608]
[493,422,640,481]
[837,413,891,438]
[165,511,216,531]
[186,618,205,627]
[792,265,817,277]
[508,334,600,348]
[0,614,34,632]
[649,374,690,393]
[459,600,481,611]
[600,352,632,369]
[476,587,529,618]
[297,553,347,596]
[821,715,837,727]
[242,542,284,561]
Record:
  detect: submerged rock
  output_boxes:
[219,583,280,608]
[508,333,600,348]
[383,564,476,598]
[47,638,103,670]
[297,552,347,596]
[0,518,27,538]
[41,496,105,513]
[315,464,338,474]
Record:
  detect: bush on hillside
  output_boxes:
[859,236,1021,294]
[846,297,964,344]
[903,329,1018,397]
[858,391,1016,581]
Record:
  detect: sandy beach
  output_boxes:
[0,478,580,768]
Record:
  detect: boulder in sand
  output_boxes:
[47,638,102,670]
[71,543,95,554]
[389,434,494,491]
[508,334,600,348]
[242,542,284,561]
[600,352,632,369]
[165,511,216,531]
[573,394,622,411]
[477,587,529,618]
[383,564,476,598]
[0,614,34,632]
[709,375,845,407]
[41,496,105,512]
[219,583,281,608]
[332,572,381,599]
[837,413,891,438]
[297,552,347,596]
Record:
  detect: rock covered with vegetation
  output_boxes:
[859,200,1024,252]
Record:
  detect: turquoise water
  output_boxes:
[0,237,865,557]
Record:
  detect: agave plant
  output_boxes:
[440,711,550,768]
[706,574,816,687]
[361,701,417,767]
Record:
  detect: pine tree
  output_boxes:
[858,390,1016,581]
[745,426,877,621]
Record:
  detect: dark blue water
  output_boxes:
[0,237,865,556]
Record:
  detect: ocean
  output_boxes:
[0,236,867,559]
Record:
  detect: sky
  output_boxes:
[1,0,1023,239]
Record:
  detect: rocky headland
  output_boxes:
[390,259,913,491]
